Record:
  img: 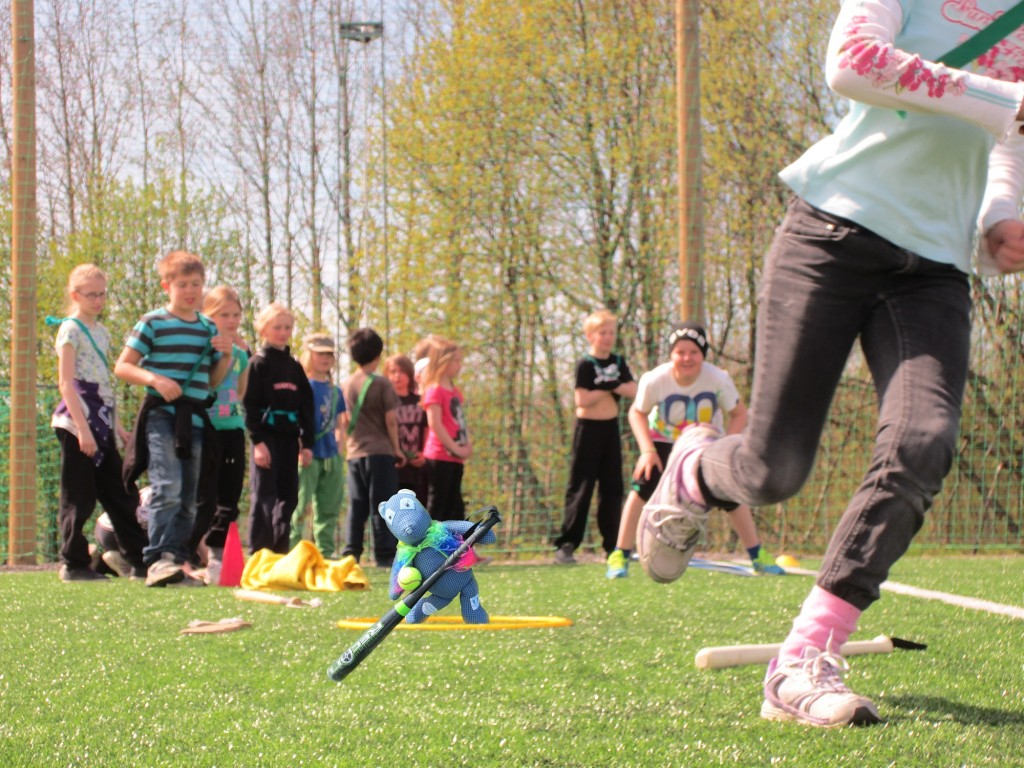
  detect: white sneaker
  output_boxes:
[636,424,718,583]
[205,556,222,586]
[101,549,133,578]
[761,645,881,727]
[145,552,185,588]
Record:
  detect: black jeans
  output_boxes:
[343,454,399,564]
[426,458,466,522]
[700,197,971,610]
[191,427,246,552]
[248,432,299,555]
[56,428,146,569]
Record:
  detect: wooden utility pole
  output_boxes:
[9,0,37,565]
[676,0,704,322]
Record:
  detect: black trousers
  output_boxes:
[426,458,466,521]
[554,418,624,554]
[343,454,399,564]
[56,428,146,569]
[248,432,299,555]
[191,427,246,553]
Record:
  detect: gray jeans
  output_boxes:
[700,197,971,610]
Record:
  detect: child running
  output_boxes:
[289,332,347,557]
[50,264,148,582]
[242,303,315,554]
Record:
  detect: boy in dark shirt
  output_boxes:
[553,309,636,564]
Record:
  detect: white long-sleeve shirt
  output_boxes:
[779,0,1024,272]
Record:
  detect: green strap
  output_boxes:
[940,1,1024,68]
[346,374,376,435]
[263,409,298,426]
[894,3,1024,118]
[45,316,108,369]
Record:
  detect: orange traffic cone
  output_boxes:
[219,521,245,587]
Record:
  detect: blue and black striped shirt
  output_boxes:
[125,309,220,417]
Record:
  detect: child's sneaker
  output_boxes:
[101,549,133,578]
[605,549,628,579]
[145,552,186,588]
[169,572,207,587]
[205,561,221,586]
[752,549,786,575]
[636,424,718,583]
[553,543,576,565]
[761,646,881,727]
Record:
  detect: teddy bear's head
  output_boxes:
[378,489,432,545]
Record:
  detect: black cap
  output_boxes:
[667,322,709,357]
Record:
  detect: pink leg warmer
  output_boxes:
[778,585,861,662]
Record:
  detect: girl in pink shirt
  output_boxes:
[420,337,470,521]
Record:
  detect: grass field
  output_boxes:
[1,555,1022,767]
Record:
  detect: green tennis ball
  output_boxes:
[397,566,422,591]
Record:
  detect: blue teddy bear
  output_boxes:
[377,489,496,624]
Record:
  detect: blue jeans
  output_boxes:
[699,197,971,610]
[142,408,203,565]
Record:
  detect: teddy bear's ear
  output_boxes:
[379,500,395,525]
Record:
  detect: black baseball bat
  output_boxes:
[327,505,502,682]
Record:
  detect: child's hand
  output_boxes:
[985,219,1024,274]
[116,424,131,446]
[231,332,250,352]
[78,431,98,458]
[454,443,472,460]
[253,442,271,468]
[409,452,426,468]
[211,333,234,355]
[394,452,408,469]
[152,375,182,402]
[633,451,663,481]
[299,448,313,467]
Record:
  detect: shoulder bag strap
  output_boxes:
[346,373,376,435]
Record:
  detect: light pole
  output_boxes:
[338,20,389,340]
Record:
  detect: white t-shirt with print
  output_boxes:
[634,361,739,443]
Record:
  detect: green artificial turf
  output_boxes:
[1,556,1022,767]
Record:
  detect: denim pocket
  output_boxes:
[784,202,854,243]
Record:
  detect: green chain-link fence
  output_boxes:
[4,351,1023,564]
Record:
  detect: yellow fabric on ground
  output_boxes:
[241,540,370,592]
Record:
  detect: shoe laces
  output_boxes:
[646,504,706,549]
[800,647,853,694]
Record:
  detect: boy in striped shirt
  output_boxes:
[115,251,233,587]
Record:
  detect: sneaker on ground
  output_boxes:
[59,565,109,582]
[553,543,576,565]
[145,553,186,588]
[752,549,786,575]
[761,646,881,727]
[605,549,628,579]
[636,424,718,583]
[101,549,133,578]
[205,558,222,586]
[168,572,206,587]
